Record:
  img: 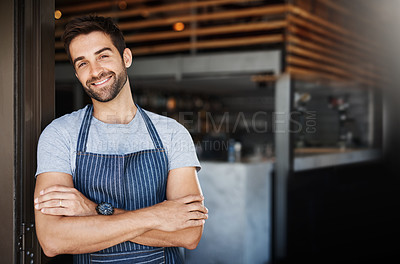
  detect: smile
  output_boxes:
[92,76,111,86]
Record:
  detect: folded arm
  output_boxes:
[34,171,206,256]
[130,167,205,249]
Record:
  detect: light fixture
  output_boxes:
[54,10,62,20]
[173,22,185,32]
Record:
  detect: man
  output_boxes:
[34,16,207,263]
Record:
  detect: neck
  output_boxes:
[91,83,137,124]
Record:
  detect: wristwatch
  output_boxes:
[96,202,114,215]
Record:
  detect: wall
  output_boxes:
[185,162,273,264]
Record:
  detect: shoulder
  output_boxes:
[143,109,187,135]
[40,106,88,139]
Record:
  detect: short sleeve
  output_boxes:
[35,122,72,177]
[168,122,201,172]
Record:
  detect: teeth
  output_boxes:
[94,77,110,85]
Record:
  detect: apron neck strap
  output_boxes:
[136,104,165,149]
[76,104,93,153]
[76,104,165,153]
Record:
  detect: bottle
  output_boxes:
[228,139,235,163]
[234,141,242,162]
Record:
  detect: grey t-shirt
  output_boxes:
[36,105,201,177]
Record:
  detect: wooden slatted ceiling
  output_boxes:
[286,35,380,80]
[55,1,288,60]
[55,3,287,37]
[318,0,350,15]
[54,0,381,87]
[56,0,261,24]
[285,3,382,87]
[57,0,149,15]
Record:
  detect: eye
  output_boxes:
[77,62,87,68]
[100,54,109,59]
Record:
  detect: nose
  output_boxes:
[89,61,104,78]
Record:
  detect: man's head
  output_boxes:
[62,15,126,62]
[62,16,132,103]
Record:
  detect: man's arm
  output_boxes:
[34,171,206,257]
[130,167,205,249]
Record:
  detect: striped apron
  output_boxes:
[72,104,184,264]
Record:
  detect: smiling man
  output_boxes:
[34,16,207,264]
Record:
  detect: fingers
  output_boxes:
[35,191,76,204]
[35,185,97,217]
[35,198,70,210]
[39,185,76,195]
[35,185,77,206]
[183,212,208,229]
[34,188,76,213]
[188,211,208,221]
[187,203,208,214]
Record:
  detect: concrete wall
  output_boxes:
[185,162,273,264]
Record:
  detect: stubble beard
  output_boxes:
[84,67,128,103]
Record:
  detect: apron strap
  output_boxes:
[76,104,93,153]
[136,104,165,149]
[76,104,165,152]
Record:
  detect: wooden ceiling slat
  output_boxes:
[127,20,286,42]
[117,4,287,31]
[286,65,345,82]
[132,34,284,55]
[287,54,353,79]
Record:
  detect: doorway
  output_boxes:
[0,0,55,263]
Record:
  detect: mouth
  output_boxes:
[90,76,112,87]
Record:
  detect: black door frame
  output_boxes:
[14,0,55,263]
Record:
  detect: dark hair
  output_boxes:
[62,15,126,63]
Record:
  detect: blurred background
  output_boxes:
[1,0,399,263]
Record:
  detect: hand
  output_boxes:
[34,185,97,216]
[150,194,208,232]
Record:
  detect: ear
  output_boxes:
[123,48,133,68]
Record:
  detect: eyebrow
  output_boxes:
[73,47,113,67]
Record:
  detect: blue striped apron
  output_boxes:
[72,104,184,264]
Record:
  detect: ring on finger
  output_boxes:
[59,199,62,207]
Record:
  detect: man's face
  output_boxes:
[69,31,129,102]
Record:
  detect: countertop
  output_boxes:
[200,148,382,172]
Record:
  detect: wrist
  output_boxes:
[96,202,115,215]
[90,201,98,216]
[81,200,98,216]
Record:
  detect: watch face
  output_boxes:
[97,202,114,215]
